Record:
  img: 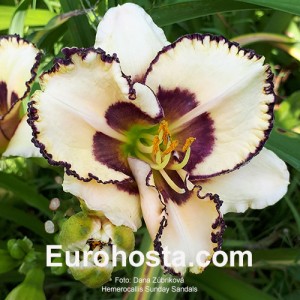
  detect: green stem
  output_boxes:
[127,232,181,300]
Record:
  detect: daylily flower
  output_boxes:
[28,3,289,275]
[0,35,41,156]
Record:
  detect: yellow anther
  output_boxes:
[163,140,179,155]
[152,135,160,155]
[182,137,196,152]
[159,120,170,145]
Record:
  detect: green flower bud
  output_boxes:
[7,237,33,260]
[58,212,135,288]
[0,249,20,274]
[8,244,26,260]
[5,268,46,300]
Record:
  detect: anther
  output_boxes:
[152,135,160,155]
[163,140,179,155]
[182,137,196,152]
[159,120,170,145]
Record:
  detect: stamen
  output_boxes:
[159,120,170,145]
[152,135,160,155]
[136,152,157,168]
[159,169,185,194]
[158,128,164,141]
[168,148,191,171]
[137,140,153,154]
[182,137,196,152]
[151,153,171,170]
[163,140,179,155]
[132,121,196,193]
[140,133,157,141]
[136,151,171,171]
[155,150,162,164]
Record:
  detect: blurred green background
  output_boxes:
[0,0,300,299]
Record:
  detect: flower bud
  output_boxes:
[5,268,46,300]
[7,237,33,260]
[58,212,134,288]
[0,249,20,274]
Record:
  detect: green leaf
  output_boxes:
[186,268,276,300]
[30,11,84,48]
[234,0,300,16]
[147,0,261,26]
[0,204,53,243]
[0,5,15,31]
[264,11,293,33]
[0,171,51,217]
[126,231,181,300]
[25,9,57,27]
[275,91,300,132]
[60,0,95,47]
[8,0,31,36]
[252,249,300,267]
[0,5,56,31]
[265,128,300,171]
[284,290,300,300]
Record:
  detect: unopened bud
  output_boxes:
[58,212,134,288]
[0,249,20,274]
[7,238,33,260]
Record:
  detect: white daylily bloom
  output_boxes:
[28,3,289,275]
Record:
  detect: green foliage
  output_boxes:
[0,0,299,299]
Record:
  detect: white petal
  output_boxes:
[128,157,223,275]
[95,3,169,79]
[199,148,290,214]
[30,49,160,183]
[29,48,151,182]
[145,35,275,178]
[0,35,40,153]
[3,116,41,157]
[160,195,222,275]
[63,174,142,231]
[128,158,163,237]
[0,35,40,111]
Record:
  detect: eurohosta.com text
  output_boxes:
[47,245,252,268]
